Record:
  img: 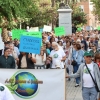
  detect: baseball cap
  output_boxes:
[84,51,92,57]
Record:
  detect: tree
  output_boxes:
[91,0,100,21]
[29,0,58,28]
[72,7,87,26]
[0,0,39,42]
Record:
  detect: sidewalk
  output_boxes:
[66,79,83,100]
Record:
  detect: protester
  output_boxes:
[71,43,84,87]
[0,47,15,68]
[66,51,100,100]
[0,82,15,100]
[94,53,100,100]
[18,52,36,69]
[49,42,66,69]
[65,40,73,80]
[33,49,46,69]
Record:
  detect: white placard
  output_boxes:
[43,25,52,32]
[0,69,65,100]
[0,42,4,50]
[30,27,39,32]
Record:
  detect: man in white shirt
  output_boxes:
[0,83,15,100]
[49,42,66,69]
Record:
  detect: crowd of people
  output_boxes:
[0,29,100,100]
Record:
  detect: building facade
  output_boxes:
[78,0,100,30]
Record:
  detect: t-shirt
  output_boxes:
[0,83,15,100]
[83,62,95,88]
[21,56,27,68]
[50,48,66,68]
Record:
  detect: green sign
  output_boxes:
[0,28,2,34]
[97,26,100,30]
[22,32,42,38]
[77,27,82,32]
[12,29,25,40]
[54,27,65,36]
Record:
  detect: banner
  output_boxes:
[0,69,65,100]
[43,25,52,32]
[19,36,41,54]
[54,26,65,36]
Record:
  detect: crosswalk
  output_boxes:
[66,79,83,100]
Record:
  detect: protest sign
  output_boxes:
[19,36,41,54]
[97,26,100,30]
[22,32,42,38]
[43,25,52,32]
[39,28,43,33]
[0,42,4,50]
[12,29,25,40]
[30,27,39,32]
[22,32,42,46]
[0,28,2,34]
[54,26,65,36]
[77,27,82,32]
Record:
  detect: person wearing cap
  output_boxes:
[0,47,15,68]
[66,51,100,100]
[0,82,15,100]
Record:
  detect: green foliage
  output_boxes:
[29,0,58,28]
[0,0,39,28]
[72,7,87,26]
[91,0,100,21]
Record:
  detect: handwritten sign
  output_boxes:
[54,26,65,36]
[43,25,52,32]
[22,32,42,38]
[19,36,41,54]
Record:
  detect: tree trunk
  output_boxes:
[1,27,9,42]
[51,0,55,7]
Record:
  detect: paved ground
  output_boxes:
[66,79,83,100]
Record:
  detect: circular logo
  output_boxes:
[14,72,38,98]
[53,54,58,58]
[0,86,5,91]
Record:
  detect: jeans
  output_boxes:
[82,87,98,100]
[73,64,80,84]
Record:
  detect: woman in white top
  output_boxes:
[32,49,46,69]
[9,44,19,69]
[65,40,73,77]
